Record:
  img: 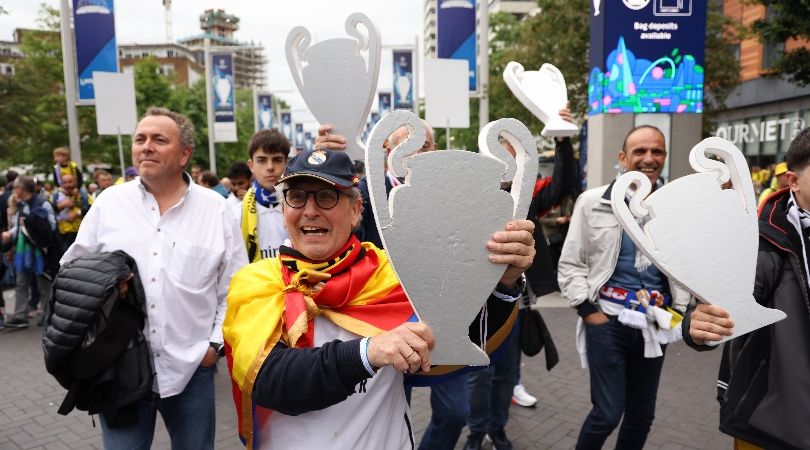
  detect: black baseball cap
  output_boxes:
[278,148,358,189]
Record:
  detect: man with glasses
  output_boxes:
[224,148,536,449]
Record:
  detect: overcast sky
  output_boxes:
[0,0,424,132]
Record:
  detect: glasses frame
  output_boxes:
[282,187,343,210]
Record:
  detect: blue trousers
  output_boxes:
[100,365,216,450]
[412,375,470,450]
[467,326,521,435]
[576,318,666,450]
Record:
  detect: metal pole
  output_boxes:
[204,39,217,174]
[446,117,450,149]
[59,0,82,169]
[116,126,125,178]
[413,35,420,115]
[478,0,489,130]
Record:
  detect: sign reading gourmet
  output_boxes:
[588,0,707,114]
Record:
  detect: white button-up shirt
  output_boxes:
[61,176,248,397]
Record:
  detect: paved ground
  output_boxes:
[0,290,731,449]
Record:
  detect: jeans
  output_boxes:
[100,365,216,450]
[412,376,469,450]
[467,325,521,435]
[576,318,666,450]
[13,270,51,320]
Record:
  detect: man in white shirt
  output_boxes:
[61,107,248,449]
[233,129,290,262]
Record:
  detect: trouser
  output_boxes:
[407,375,470,450]
[99,365,216,450]
[575,318,666,450]
[13,270,51,320]
[467,325,521,434]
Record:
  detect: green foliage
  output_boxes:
[133,57,173,116]
[702,0,744,135]
[749,0,810,86]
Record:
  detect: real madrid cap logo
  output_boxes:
[308,149,327,165]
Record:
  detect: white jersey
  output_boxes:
[259,316,413,450]
[232,198,288,260]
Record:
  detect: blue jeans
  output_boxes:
[576,318,666,450]
[412,376,469,450]
[100,365,216,450]
[467,325,521,435]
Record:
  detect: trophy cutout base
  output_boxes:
[541,120,580,138]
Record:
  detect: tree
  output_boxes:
[749,0,810,86]
[133,57,173,116]
[702,0,744,136]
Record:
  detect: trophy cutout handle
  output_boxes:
[478,118,539,220]
[285,26,311,95]
[689,137,757,216]
[365,110,425,232]
[611,171,657,255]
[346,12,380,83]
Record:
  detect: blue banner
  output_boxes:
[280,111,292,142]
[73,0,118,101]
[378,92,392,117]
[588,0,707,114]
[256,93,274,131]
[212,53,237,142]
[437,0,477,91]
[392,50,415,110]
[295,123,304,151]
[305,132,314,152]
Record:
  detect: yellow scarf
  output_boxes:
[240,187,260,262]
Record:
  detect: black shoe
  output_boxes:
[489,429,513,450]
[4,317,29,329]
[463,432,485,450]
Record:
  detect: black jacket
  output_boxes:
[43,251,153,426]
[683,189,810,449]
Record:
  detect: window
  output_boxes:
[762,6,784,70]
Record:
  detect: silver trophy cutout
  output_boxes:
[611,137,786,344]
[366,111,538,365]
[503,62,579,138]
[286,12,381,161]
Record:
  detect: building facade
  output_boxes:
[712,0,810,168]
[119,43,203,86]
[178,9,267,89]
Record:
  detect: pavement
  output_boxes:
[0,290,731,449]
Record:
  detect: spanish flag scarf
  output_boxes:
[240,181,278,262]
[223,236,413,448]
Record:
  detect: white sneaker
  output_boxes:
[512,384,537,407]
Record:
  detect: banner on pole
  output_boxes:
[280,111,292,142]
[305,132,314,152]
[378,92,392,117]
[437,0,477,92]
[255,92,274,131]
[392,49,415,110]
[212,53,237,142]
[294,123,305,152]
[588,0,707,114]
[73,0,119,101]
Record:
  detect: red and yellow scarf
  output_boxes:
[223,236,412,448]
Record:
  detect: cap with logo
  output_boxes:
[278,148,359,189]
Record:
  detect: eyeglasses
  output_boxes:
[282,187,342,209]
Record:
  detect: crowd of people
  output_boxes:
[1,104,808,450]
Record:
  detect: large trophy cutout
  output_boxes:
[286,12,381,161]
[366,111,538,365]
[611,137,786,344]
[503,62,579,138]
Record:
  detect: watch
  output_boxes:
[210,342,225,358]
